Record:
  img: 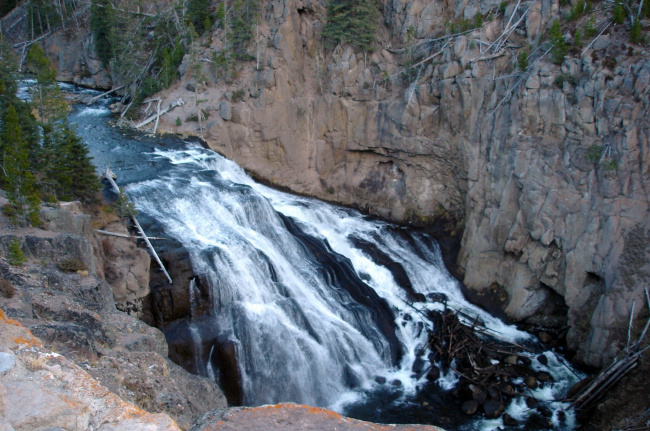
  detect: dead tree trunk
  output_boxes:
[103,167,173,284]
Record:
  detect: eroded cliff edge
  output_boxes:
[5,0,649,368]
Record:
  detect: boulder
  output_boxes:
[525,376,538,389]
[190,404,444,431]
[461,399,479,415]
[0,309,180,430]
[482,398,505,418]
[219,101,232,121]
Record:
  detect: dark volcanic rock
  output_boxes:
[461,399,479,415]
[426,365,440,381]
[483,398,505,418]
[503,413,518,426]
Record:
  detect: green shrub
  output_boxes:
[584,18,597,38]
[603,160,618,171]
[232,89,246,102]
[612,2,626,24]
[569,0,586,20]
[8,238,27,266]
[554,73,579,87]
[114,189,138,219]
[630,20,643,44]
[585,144,603,162]
[574,28,582,46]
[57,257,87,272]
[518,51,529,71]
[185,109,210,122]
[0,279,15,298]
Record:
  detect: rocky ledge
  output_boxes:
[0,201,227,430]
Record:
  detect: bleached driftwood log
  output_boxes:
[103,168,173,284]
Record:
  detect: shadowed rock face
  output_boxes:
[190,403,445,431]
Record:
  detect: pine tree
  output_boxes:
[114,188,137,218]
[25,44,67,124]
[323,0,380,52]
[549,19,568,65]
[1,105,40,227]
[27,0,58,37]
[8,237,27,266]
[0,35,18,112]
[42,122,100,203]
[187,0,211,35]
[229,0,261,59]
[90,0,114,65]
[0,36,40,169]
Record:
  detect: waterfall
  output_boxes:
[66,95,582,429]
[126,146,561,408]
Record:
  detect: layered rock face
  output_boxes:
[7,0,648,367]
[153,0,650,367]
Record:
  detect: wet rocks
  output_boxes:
[537,371,552,382]
[483,398,505,418]
[503,413,518,426]
[525,376,539,389]
[461,399,479,415]
[426,365,440,381]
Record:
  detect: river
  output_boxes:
[65,85,582,430]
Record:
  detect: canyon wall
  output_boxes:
[157,0,650,367]
[5,0,649,368]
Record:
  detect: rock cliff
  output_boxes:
[154,0,650,368]
[3,0,649,369]
[0,201,228,430]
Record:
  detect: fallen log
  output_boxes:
[86,85,125,104]
[566,288,650,412]
[94,229,166,240]
[135,98,184,129]
[103,167,173,284]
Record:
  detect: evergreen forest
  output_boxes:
[0,36,99,227]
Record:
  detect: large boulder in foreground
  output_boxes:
[190,403,445,431]
[0,309,180,431]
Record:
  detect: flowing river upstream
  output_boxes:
[65,86,583,430]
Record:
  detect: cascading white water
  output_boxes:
[124,144,580,428]
[64,89,581,429]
